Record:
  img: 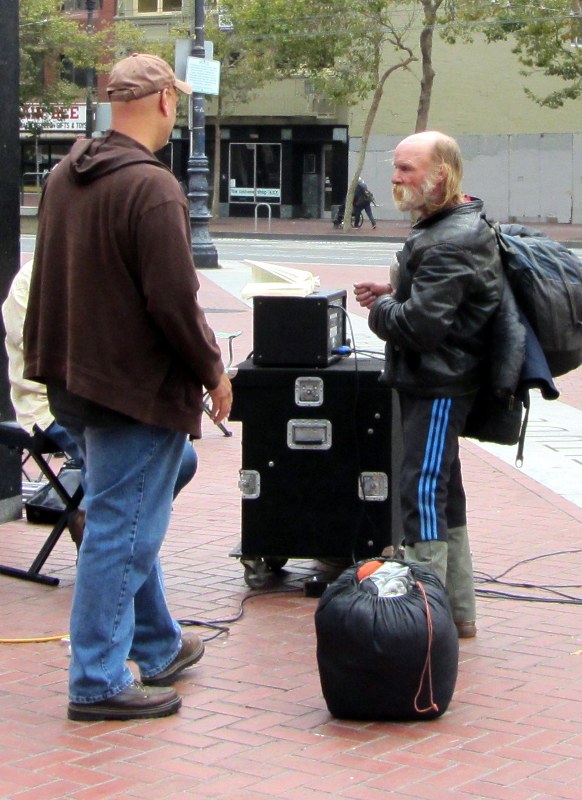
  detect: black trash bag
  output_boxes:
[25,461,83,524]
[315,558,459,721]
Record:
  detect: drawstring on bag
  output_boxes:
[413,580,440,715]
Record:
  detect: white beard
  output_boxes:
[392,175,439,213]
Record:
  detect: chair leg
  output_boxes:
[202,398,232,437]
[28,484,84,575]
[0,479,84,587]
[202,330,241,438]
[0,564,60,587]
[29,451,74,506]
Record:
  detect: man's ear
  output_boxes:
[435,163,448,189]
[159,88,172,118]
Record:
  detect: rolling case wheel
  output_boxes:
[242,558,270,589]
[241,557,289,589]
[264,557,288,572]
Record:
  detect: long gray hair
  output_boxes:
[425,135,465,215]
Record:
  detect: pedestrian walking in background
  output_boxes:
[353,177,377,228]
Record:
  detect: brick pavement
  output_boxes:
[1,244,581,799]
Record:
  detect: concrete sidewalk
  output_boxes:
[1,256,581,799]
[209,214,582,248]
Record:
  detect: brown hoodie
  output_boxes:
[24,131,223,436]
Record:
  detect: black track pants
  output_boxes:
[398,392,476,546]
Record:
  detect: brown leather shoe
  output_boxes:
[456,621,477,638]
[141,634,205,686]
[67,680,181,721]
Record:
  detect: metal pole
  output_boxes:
[85,0,96,139]
[0,0,25,521]
[187,0,219,268]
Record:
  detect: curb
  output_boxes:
[209,230,405,243]
[209,230,582,248]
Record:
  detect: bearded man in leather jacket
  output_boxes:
[354,131,505,639]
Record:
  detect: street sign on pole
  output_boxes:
[175,38,213,80]
[186,57,220,95]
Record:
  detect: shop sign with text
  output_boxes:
[21,104,87,132]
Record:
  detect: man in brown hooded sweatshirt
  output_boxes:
[24,54,232,721]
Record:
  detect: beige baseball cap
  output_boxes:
[107,53,192,101]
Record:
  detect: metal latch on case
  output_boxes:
[294,377,324,406]
[358,472,388,501]
[239,470,260,498]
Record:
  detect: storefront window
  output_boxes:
[136,0,182,12]
[21,142,72,175]
[61,1,103,9]
[229,143,281,204]
[20,142,72,203]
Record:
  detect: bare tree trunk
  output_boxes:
[415,1,443,133]
[343,54,416,232]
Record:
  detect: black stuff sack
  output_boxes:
[25,462,82,524]
[315,559,459,721]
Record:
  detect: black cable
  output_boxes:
[336,306,392,563]
[476,588,582,605]
[352,349,385,360]
[482,548,582,581]
[179,549,582,647]
[473,548,582,606]
[333,346,385,361]
[177,586,303,642]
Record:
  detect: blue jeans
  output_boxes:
[65,420,186,703]
[47,418,196,499]
[45,421,196,514]
[174,440,197,498]
[44,419,83,464]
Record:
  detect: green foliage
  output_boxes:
[212,1,419,227]
[217,0,416,108]
[162,0,278,117]
[20,0,144,114]
[442,0,582,107]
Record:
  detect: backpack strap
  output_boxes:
[515,388,530,468]
[483,215,513,258]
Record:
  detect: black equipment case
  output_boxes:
[230,358,402,586]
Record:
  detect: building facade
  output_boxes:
[19,0,114,198]
[21,2,582,223]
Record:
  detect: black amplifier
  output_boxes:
[252,289,347,367]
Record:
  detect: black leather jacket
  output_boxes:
[369,200,507,397]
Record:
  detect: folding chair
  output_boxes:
[202,330,242,437]
[0,420,84,586]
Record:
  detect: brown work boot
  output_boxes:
[455,621,477,639]
[141,634,205,686]
[67,680,181,721]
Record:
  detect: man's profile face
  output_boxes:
[391,140,438,214]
